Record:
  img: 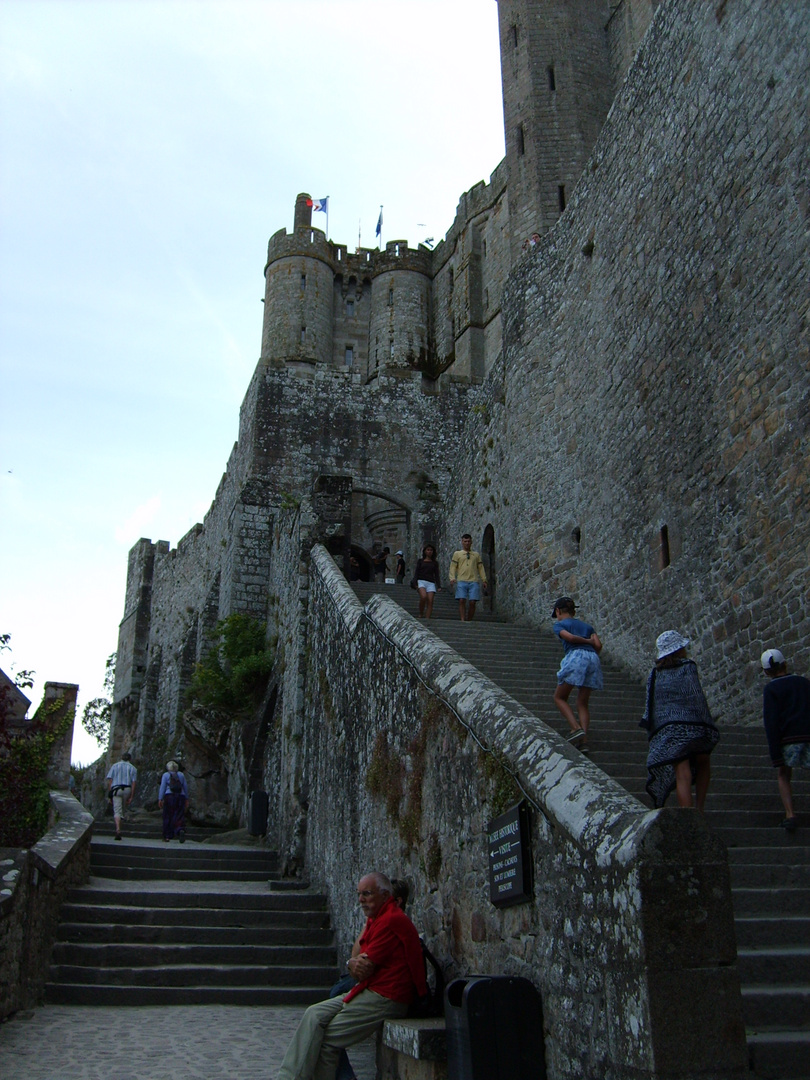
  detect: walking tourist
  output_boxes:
[640,631,719,809]
[448,534,487,622]
[372,547,390,583]
[106,751,137,841]
[551,596,603,752]
[395,550,406,584]
[760,647,810,831]
[413,544,441,619]
[158,759,189,842]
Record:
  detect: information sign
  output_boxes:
[487,801,532,908]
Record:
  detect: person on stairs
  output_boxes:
[760,647,810,832]
[551,596,603,753]
[448,534,487,622]
[106,751,137,841]
[640,631,719,809]
[159,759,190,842]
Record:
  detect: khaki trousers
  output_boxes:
[276,989,407,1080]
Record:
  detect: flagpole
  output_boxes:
[326,196,329,242]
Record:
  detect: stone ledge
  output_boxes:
[31,791,94,879]
[382,1018,447,1061]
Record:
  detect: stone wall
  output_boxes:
[0,792,92,1020]
[443,0,810,723]
[296,546,746,1080]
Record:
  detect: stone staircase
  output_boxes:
[46,836,336,1006]
[354,582,810,1079]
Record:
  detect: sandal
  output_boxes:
[780,817,798,832]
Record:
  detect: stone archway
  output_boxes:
[481,523,496,614]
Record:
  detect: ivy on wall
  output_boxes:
[0,700,73,848]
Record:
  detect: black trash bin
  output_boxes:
[444,975,546,1080]
[248,790,269,836]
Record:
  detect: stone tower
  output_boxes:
[497,0,615,256]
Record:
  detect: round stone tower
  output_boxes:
[261,193,335,366]
[367,242,432,377]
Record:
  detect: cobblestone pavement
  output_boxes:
[0,1005,377,1080]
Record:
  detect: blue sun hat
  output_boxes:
[655,630,690,660]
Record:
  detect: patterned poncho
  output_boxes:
[640,659,719,807]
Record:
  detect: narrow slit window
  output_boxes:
[346,299,354,317]
[558,185,566,211]
[517,124,525,156]
[449,267,454,288]
[660,525,671,570]
[300,326,306,345]
[572,526,581,554]
[345,346,353,367]
[548,66,556,91]
[300,273,306,290]
[482,239,487,257]
[511,24,518,48]
[388,288,394,306]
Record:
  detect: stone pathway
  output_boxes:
[0,1005,376,1079]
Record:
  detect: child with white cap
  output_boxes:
[761,648,810,831]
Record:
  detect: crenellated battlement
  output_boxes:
[264,228,432,280]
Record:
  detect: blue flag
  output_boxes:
[375,208,383,238]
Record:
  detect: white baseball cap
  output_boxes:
[760,648,785,670]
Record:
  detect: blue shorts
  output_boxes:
[557,649,603,690]
[455,581,481,602]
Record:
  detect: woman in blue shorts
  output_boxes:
[551,596,603,752]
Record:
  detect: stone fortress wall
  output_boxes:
[443,0,810,726]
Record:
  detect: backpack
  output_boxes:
[169,772,183,794]
[409,941,446,1018]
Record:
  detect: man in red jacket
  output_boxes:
[276,871,427,1080]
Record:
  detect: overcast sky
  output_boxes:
[0,0,505,764]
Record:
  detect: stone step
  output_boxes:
[59,903,330,928]
[735,917,810,949]
[730,863,810,888]
[49,960,336,986]
[746,1030,810,1080]
[89,866,275,882]
[91,839,278,867]
[736,946,810,985]
[44,983,331,1007]
[64,886,325,910]
[741,985,810,1029]
[730,888,810,917]
[728,847,810,866]
[47,839,337,1009]
[52,942,336,967]
[56,921,335,945]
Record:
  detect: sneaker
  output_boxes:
[780,817,798,832]
[566,729,585,743]
[115,833,122,841]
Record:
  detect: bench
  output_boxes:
[378,1017,447,1080]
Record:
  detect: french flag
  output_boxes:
[307,197,328,213]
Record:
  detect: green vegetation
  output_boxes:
[0,698,73,847]
[81,652,116,750]
[187,614,275,716]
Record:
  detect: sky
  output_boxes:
[0,0,506,765]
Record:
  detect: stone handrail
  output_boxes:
[0,792,93,1020]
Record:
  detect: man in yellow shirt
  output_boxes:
[448,533,488,622]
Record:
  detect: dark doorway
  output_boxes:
[482,524,496,614]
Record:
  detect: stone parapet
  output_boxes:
[0,792,93,1020]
